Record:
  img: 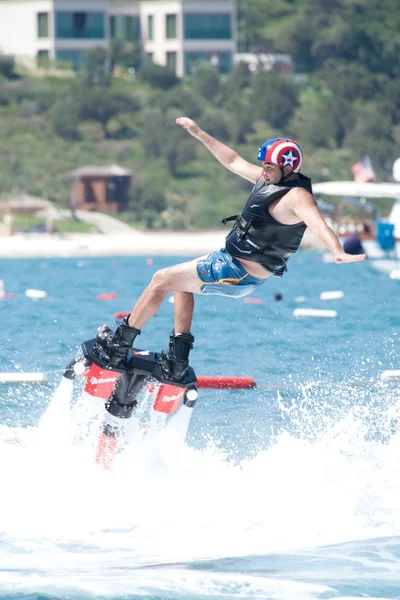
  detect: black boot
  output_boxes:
[158,331,194,381]
[95,316,141,369]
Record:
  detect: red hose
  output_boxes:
[196,376,256,389]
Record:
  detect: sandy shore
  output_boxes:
[0,229,325,259]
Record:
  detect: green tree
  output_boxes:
[223,62,252,98]
[0,54,19,79]
[289,86,353,149]
[152,86,203,120]
[315,61,390,103]
[242,0,400,77]
[344,103,396,176]
[250,71,299,128]
[110,38,142,72]
[138,62,179,90]
[227,105,254,144]
[163,134,196,177]
[130,177,167,228]
[200,108,231,142]
[140,108,167,158]
[48,101,80,140]
[237,0,282,52]
[76,87,140,137]
[190,65,221,102]
[82,47,112,87]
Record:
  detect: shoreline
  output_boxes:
[0,230,325,259]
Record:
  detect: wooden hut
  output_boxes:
[71,165,132,213]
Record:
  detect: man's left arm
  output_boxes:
[292,190,366,263]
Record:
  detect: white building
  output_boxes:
[0,0,236,77]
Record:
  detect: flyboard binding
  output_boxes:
[63,338,198,470]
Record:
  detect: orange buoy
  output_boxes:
[97,292,118,301]
[114,311,130,319]
[146,258,154,266]
[196,376,256,389]
[243,297,263,304]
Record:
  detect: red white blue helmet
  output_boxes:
[257,137,302,173]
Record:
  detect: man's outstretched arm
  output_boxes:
[176,117,262,184]
[292,190,367,263]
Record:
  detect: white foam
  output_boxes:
[293,308,337,318]
[381,370,400,380]
[320,290,344,300]
[0,568,333,599]
[1,382,400,596]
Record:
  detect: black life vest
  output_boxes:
[224,174,313,277]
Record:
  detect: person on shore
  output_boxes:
[95,117,366,381]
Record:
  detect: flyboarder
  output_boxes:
[93,117,366,382]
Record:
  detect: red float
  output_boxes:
[196,376,256,389]
[96,292,117,301]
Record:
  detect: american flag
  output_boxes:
[351,155,376,183]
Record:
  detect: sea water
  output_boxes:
[0,251,400,600]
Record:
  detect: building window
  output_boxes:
[166,14,176,39]
[147,15,154,41]
[125,16,140,41]
[36,49,49,66]
[110,15,141,42]
[55,12,105,39]
[146,52,153,62]
[184,51,232,74]
[166,51,176,72]
[184,14,231,40]
[56,49,86,70]
[215,52,232,73]
[37,12,49,38]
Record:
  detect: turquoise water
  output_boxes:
[1,251,400,599]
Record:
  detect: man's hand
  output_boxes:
[176,117,201,137]
[334,251,366,263]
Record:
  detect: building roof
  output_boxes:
[71,164,132,178]
[0,193,55,213]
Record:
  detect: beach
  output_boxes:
[0,229,324,258]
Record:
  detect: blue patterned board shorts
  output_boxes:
[196,248,266,298]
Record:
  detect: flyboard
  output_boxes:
[60,336,199,470]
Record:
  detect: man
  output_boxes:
[95,117,366,380]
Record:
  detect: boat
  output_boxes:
[313,181,400,275]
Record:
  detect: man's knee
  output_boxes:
[150,268,172,292]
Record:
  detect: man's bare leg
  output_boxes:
[173,291,194,334]
[127,259,201,330]
[95,258,202,371]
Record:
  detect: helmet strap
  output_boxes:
[279,166,288,183]
[279,167,295,183]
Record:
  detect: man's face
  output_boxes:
[261,162,283,184]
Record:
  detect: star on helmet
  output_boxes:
[282,151,298,168]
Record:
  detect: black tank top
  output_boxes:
[224,174,313,277]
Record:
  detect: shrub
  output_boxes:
[138,62,180,90]
[48,101,80,140]
[0,54,18,79]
